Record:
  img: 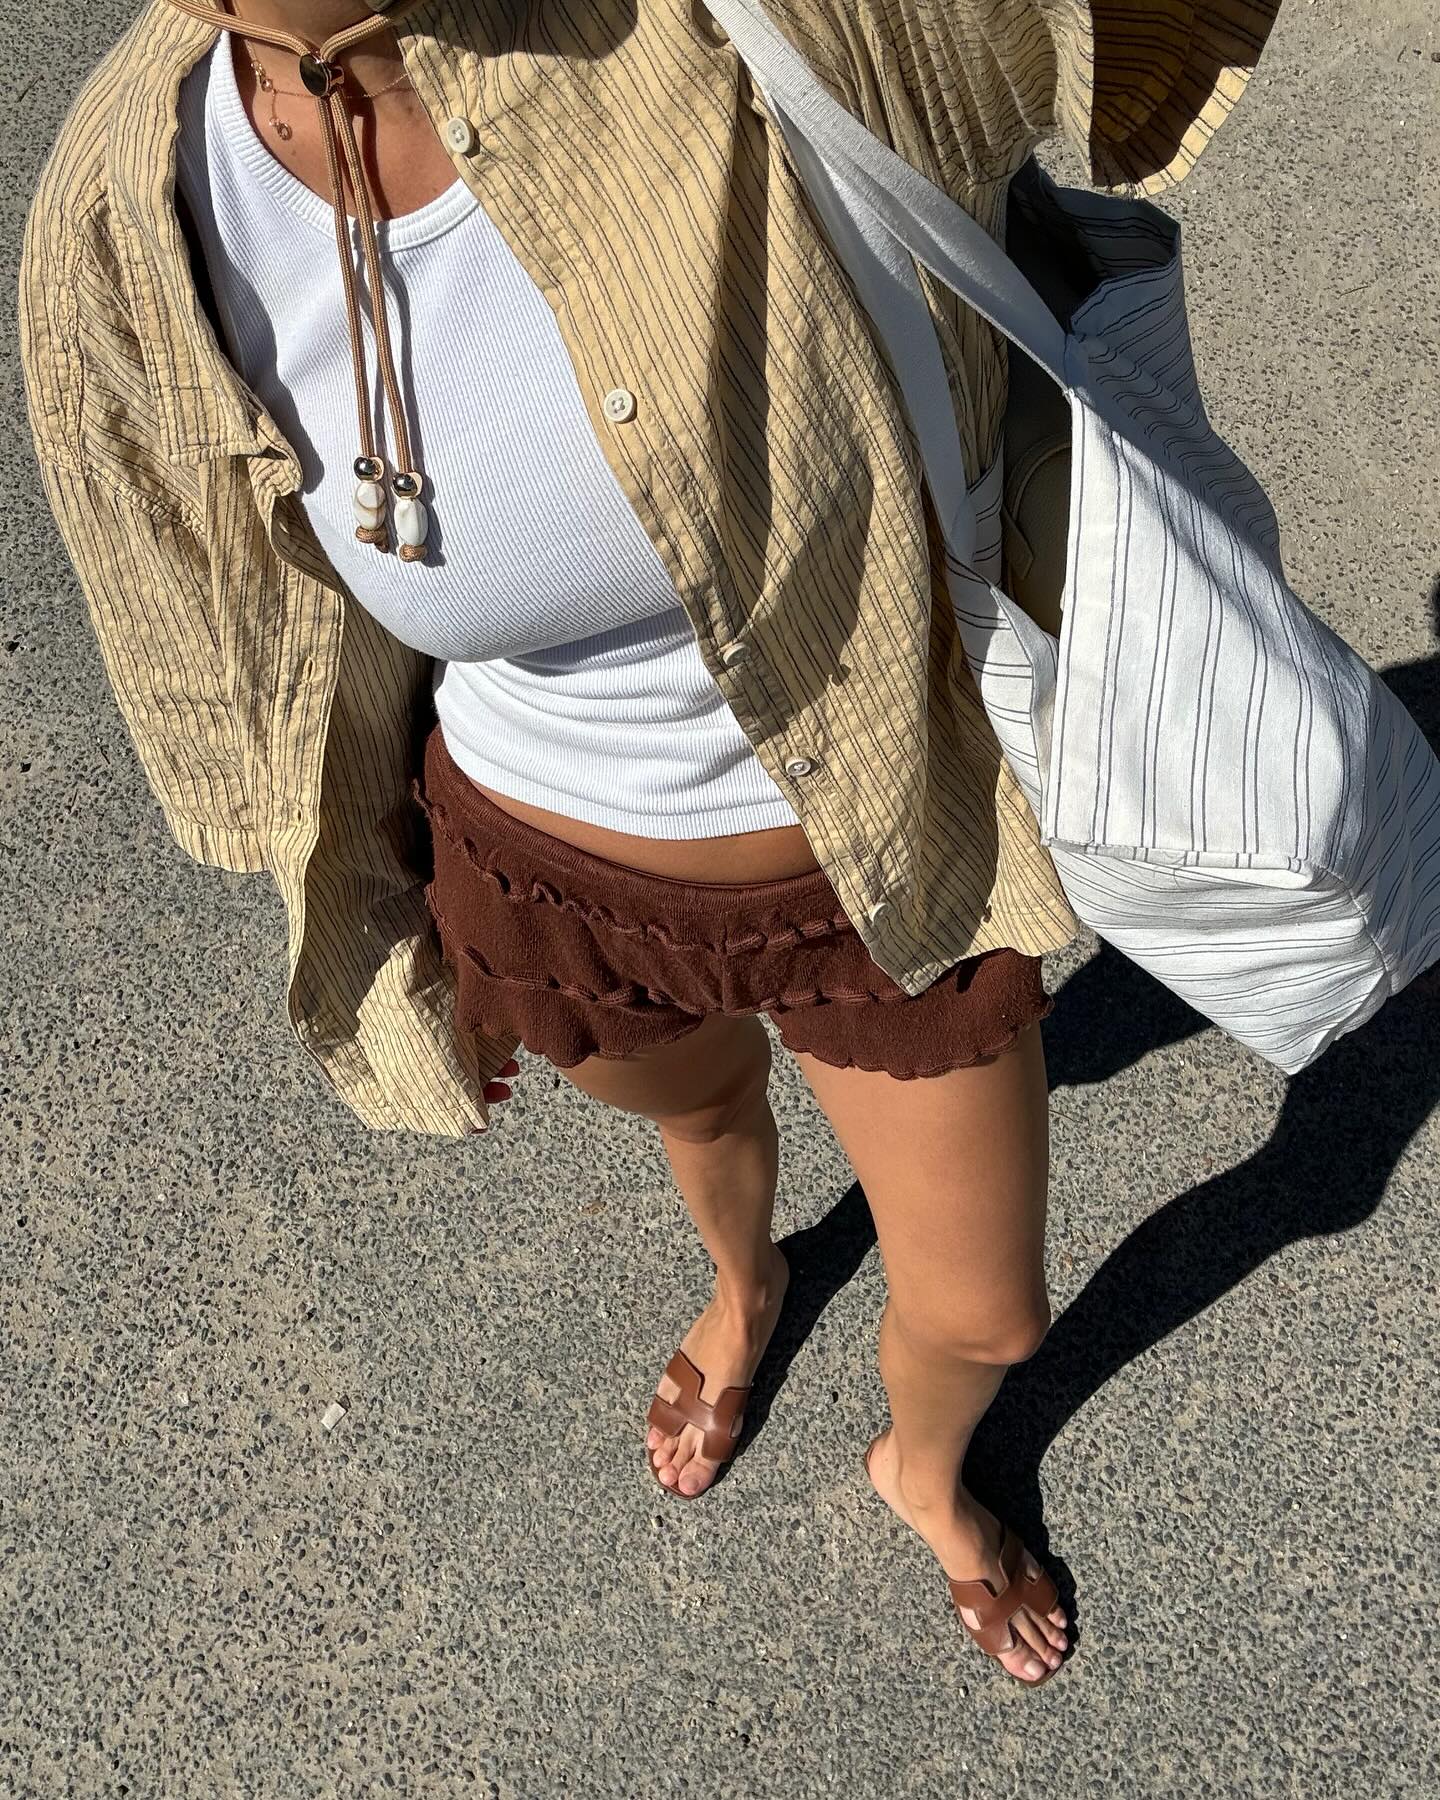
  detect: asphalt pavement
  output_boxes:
[3,2,1438,1794]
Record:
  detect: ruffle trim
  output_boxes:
[420,788,856,956]
[417,771,1055,1078]
[449,983,1054,1080]
[772,995,1055,1080]
[449,935,917,1011]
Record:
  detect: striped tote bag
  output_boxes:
[706,0,1440,1072]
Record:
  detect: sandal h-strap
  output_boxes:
[646,1348,750,1498]
[948,1519,1064,1688]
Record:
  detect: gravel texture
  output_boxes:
[3,2,1437,1794]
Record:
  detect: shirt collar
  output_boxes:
[105,0,457,468]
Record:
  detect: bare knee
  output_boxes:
[890,1289,1052,1368]
[654,1031,773,1146]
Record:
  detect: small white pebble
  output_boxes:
[174,1390,190,1407]
[321,1400,348,1432]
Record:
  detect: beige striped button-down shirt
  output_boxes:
[18,0,1278,1136]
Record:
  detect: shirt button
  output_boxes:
[602,387,637,423]
[443,116,478,154]
[719,640,751,668]
[783,755,815,779]
[866,899,896,928]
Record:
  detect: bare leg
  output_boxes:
[792,1023,1069,1682]
[557,1011,789,1496]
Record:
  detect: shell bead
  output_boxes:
[394,495,428,547]
[352,470,388,547]
[352,479,387,526]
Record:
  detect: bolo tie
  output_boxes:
[160,0,437,562]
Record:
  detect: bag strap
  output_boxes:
[703,0,1065,802]
[702,0,1070,388]
[760,89,984,556]
[702,0,1070,564]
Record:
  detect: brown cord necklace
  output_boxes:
[161,0,435,562]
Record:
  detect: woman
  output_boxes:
[20,0,1279,1685]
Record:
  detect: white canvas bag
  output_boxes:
[704,0,1440,1074]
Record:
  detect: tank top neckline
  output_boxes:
[207,29,480,252]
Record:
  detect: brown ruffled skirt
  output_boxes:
[415,722,1051,1078]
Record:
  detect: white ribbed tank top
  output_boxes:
[174,35,801,838]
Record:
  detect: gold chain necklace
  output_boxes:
[249,56,411,141]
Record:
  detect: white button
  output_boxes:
[720,641,750,668]
[443,116,478,154]
[602,387,637,423]
[783,756,814,779]
[866,899,896,928]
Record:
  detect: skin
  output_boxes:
[223,0,1069,1682]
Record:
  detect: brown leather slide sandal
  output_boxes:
[645,1348,750,1500]
[862,1435,1064,1688]
[948,1521,1065,1689]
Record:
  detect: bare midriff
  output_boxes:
[465,777,825,884]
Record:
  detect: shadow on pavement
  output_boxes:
[975,633,1440,1618]
[756,629,1439,1609]
[729,1185,880,1479]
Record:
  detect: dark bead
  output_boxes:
[392,471,421,498]
[353,454,384,482]
[299,54,343,97]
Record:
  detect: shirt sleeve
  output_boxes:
[19,186,265,874]
[1036,0,1282,196]
[27,457,266,874]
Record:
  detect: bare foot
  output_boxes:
[645,1245,789,1497]
[864,1428,1069,1683]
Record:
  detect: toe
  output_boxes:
[667,1424,700,1483]
[1020,1554,1068,1651]
[957,1606,1061,1683]
[677,1455,719,1497]
[1027,1615,1065,1670]
[993,1624,1047,1684]
[1009,1607,1063,1671]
